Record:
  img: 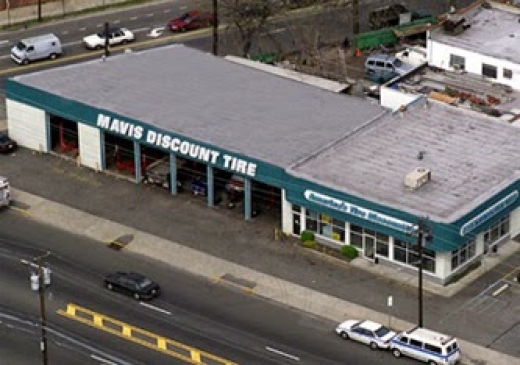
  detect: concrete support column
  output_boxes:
[244,177,252,220]
[133,141,141,183]
[206,165,214,207]
[169,153,177,195]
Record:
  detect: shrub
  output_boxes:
[300,230,315,243]
[341,245,359,260]
[303,240,317,249]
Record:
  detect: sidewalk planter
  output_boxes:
[300,231,357,262]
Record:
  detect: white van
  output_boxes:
[11,33,62,65]
[390,327,461,365]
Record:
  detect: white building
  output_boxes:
[427,0,520,91]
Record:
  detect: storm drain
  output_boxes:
[107,234,134,250]
[219,273,256,292]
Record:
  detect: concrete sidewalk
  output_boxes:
[10,188,518,365]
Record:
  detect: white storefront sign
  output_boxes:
[96,113,257,177]
[459,191,518,236]
[304,190,415,234]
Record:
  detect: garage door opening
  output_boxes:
[50,116,78,157]
[104,132,137,177]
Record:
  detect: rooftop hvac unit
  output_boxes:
[405,167,432,189]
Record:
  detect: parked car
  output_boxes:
[0,132,17,153]
[335,319,396,350]
[168,10,216,32]
[83,27,135,50]
[365,53,415,76]
[104,272,161,300]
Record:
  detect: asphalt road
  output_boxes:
[0,210,420,364]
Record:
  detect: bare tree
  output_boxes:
[219,0,288,57]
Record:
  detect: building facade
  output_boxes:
[6,44,520,285]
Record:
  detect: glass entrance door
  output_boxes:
[364,235,375,260]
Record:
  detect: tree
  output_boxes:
[219,0,288,57]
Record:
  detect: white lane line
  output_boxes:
[146,13,154,17]
[78,27,87,32]
[265,346,300,361]
[62,40,82,47]
[134,27,154,33]
[61,30,69,35]
[139,302,172,315]
[0,40,9,45]
[96,23,103,28]
[130,16,138,20]
[113,20,120,24]
[90,354,118,365]
[180,5,187,10]
[163,9,171,13]
[260,28,286,36]
[492,283,510,297]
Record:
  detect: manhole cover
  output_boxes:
[107,234,134,250]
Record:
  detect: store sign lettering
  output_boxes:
[304,190,415,234]
[96,113,257,177]
[460,191,518,236]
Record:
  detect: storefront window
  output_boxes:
[350,224,363,249]
[451,240,476,270]
[483,216,510,246]
[305,210,345,243]
[376,232,389,257]
[394,239,435,273]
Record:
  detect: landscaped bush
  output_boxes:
[340,245,359,260]
[303,240,317,249]
[300,230,315,243]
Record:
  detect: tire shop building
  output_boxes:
[6,44,520,284]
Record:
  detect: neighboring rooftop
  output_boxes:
[430,0,520,65]
[290,98,520,222]
[385,66,520,123]
[8,44,387,168]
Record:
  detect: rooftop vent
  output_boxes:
[405,167,432,190]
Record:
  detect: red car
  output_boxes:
[168,10,216,32]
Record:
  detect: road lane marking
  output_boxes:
[492,283,510,297]
[57,303,237,365]
[139,302,172,315]
[146,13,154,17]
[90,354,118,365]
[265,346,300,361]
[130,16,138,20]
[79,27,87,31]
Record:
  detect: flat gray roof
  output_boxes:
[290,99,520,222]
[431,2,520,64]
[12,44,387,168]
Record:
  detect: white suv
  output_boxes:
[83,27,135,50]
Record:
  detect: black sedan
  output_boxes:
[0,132,17,154]
[104,272,161,300]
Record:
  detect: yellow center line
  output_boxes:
[57,303,237,365]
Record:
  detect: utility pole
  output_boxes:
[23,251,51,365]
[412,219,432,328]
[212,0,218,56]
[37,0,42,22]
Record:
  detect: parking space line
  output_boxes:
[57,303,238,365]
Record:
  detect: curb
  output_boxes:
[8,187,520,364]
